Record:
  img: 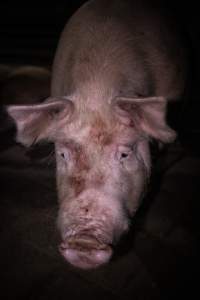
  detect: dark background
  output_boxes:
[0,1,200,300]
[0,0,199,66]
[0,0,86,66]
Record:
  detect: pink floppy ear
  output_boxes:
[6,97,74,146]
[113,96,176,143]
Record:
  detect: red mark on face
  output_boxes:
[68,175,86,196]
[66,142,90,196]
[92,172,105,187]
[89,115,113,146]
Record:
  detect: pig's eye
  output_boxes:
[59,150,70,162]
[61,153,66,159]
[116,145,134,162]
[121,152,129,159]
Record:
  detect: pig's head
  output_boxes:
[7,95,175,269]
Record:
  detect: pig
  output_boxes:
[6,0,188,269]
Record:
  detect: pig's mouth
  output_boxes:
[59,234,113,269]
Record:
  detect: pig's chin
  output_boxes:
[59,235,113,269]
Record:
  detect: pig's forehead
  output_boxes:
[55,110,138,145]
[56,111,114,142]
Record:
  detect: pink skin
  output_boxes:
[40,0,184,269]
[59,235,113,269]
[7,96,174,269]
[5,0,183,269]
[53,94,175,269]
[55,112,151,269]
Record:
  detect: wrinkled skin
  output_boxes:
[6,0,187,269]
[55,108,151,268]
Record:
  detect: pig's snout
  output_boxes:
[59,235,112,269]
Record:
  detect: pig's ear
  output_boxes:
[6,97,74,146]
[113,96,176,143]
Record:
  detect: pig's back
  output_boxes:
[51,0,187,102]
